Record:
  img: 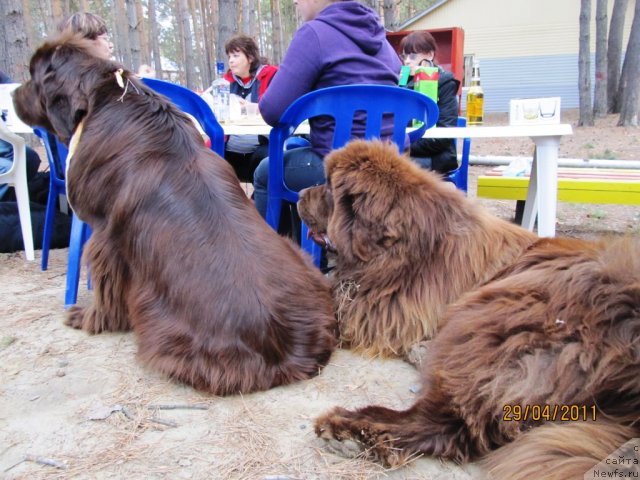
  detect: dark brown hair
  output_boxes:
[58,12,108,40]
[400,30,437,56]
[225,34,261,75]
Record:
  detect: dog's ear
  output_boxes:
[331,187,402,263]
[12,80,53,132]
[17,35,112,142]
[39,43,92,142]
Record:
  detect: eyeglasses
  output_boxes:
[400,53,420,61]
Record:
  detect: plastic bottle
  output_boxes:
[466,60,484,126]
[211,61,230,122]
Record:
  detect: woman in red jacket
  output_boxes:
[223,35,278,182]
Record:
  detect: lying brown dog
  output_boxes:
[14,34,337,396]
[310,140,640,479]
[299,140,536,358]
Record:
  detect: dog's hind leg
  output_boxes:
[64,237,131,333]
[314,387,475,466]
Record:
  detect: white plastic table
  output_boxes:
[222,121,573,237]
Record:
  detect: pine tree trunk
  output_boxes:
[270,0,284,64]
[136,1,150,66]
[180,0,196,88]
[21,0,35,54]
[242,0,255,37]
[199,0,214,87]
[148,0,163,79]
[617,0,640,126]
[218,0,236,64]
[593,0,608,118]
[383,0,399,31]
[607,0,629,113]
[188,0,206,89]
[114,0,132,68]
[0,0,31,81]
[126,0,142,71]
[578,0,594,126]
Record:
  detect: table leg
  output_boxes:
[527,136,560,237]
[520,147,538,231]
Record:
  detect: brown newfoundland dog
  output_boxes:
[299,140,537,358]
[14,35,337,396]
[308,141,640,479]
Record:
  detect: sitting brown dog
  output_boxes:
[299,140,536,358]
[14,34,337,396]
[311,140,640,479]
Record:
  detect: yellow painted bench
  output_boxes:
[477,167,640,205]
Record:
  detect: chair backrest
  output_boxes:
[33,127,67,187]
[268,84,440,208]
[445,116,471,193]
[266,85,439,265]
[141,77,225,156]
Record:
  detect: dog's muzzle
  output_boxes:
[308,230,336,252]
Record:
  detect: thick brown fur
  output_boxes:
[298,140,537,358]
[311,142,640,478]
[14,34,337,396]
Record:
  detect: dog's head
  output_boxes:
[299,140,468,265]
[13,33,124,143]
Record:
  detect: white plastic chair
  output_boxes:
[0,119,34,260]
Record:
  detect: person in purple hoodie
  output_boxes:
[254,0,401,223]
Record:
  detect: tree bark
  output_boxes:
[114,0,132,68]
[126,0,142,71]
[21,0,35,54]
[0,0,31,81]
[242,0,255,37]
[593,0,608,118]
[270,0,284,64]
[383,0,399,31]
[218,0,236,65]
[136,0,150,66]
[179,0,196,88]
[617,0,640,126]
[148,0,163,79]
[199,0,214,87]
[578,0,594,126]
[607,0,628,113]
[188,0,206,89]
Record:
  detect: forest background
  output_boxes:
[0,0,638,126]
[0,0,440,91]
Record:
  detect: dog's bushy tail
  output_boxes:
[481,420,638,480]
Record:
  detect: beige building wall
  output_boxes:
[404,0,634,59]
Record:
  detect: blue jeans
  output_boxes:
[411,156,433,170]
[253,146,326,219]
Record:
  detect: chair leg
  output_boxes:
[65,215,87,309]
[14,175,35,261]
[41,186,58,270]
[265,196,283,232]
[300,222,322,268]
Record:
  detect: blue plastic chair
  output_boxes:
[141,77,225,156]
[61,77,226,308]
[33,127,68,270]
[266,84,439,266]
[444,117,471,193]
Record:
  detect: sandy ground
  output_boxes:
[1,110,638,479]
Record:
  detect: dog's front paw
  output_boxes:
[315,407,367,459]
[315,407,410,466]
[404,340,432,369]
[64,306,86,330]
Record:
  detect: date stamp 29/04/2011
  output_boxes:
[502,404,597,422]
